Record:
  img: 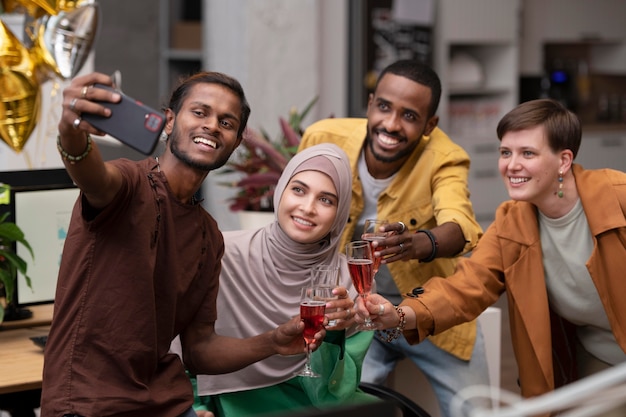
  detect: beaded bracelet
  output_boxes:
[377,306,406,343]
[57,135,93,164]
[416,229,438,263]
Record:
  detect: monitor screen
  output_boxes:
[0,169,78,306]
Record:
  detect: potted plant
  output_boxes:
[219,97,319,216]
[0,210,34,323]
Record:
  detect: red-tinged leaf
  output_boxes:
[280,117,302,147]
[237,172,281,187]
[243,129,288,169]
[218,97,320,211]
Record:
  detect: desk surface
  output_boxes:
[0,326,49,394]
[0,304,54,330]
[0,304,53,395]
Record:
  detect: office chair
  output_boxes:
[449,361,626,417]
[359,382,432,417]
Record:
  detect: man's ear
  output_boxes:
[423,115,439,136]
[366,93,374,113]
[235,128,247,148]
[164,108,175,135]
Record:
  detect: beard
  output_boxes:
[365,127,421,164]
[169,128,232,172]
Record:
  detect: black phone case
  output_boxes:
[82,84,165,155]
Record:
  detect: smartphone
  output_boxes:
[82,83,165,155]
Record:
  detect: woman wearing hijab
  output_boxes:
[193,143,376,416]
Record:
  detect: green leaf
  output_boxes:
[0,211,34,304]
[0,221,25,242]
[0,266,16,304]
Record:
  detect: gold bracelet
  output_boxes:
[57,134,92,164]
[377,306,406,343]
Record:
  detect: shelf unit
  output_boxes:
[434,0,520,230]
[158,0,204,103]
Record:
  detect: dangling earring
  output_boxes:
[159,131,169,142]
[557,170,564,198]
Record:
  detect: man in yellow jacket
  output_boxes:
[298,59,486,417]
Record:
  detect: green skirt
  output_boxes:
[193,331,379,417]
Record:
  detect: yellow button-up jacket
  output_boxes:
[300,118,483,360]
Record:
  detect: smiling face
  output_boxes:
[364,73,438,178]
[166,82,243,172]
[498,125,568,210]
[277,170,339,244]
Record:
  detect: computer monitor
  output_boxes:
[0,169,78,307]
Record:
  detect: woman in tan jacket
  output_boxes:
[357,98,626,416]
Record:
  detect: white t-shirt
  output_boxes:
[540,198,625,365]
[353,151,402,304]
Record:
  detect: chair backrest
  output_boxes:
[359,382,432,417]
[452,361,626,417]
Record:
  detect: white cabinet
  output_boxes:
[523,0,626,41]
[437,0,519,43]
[434,0,520,229]
[576,131,626,172]
[520,0,626,74]
[457,138,510,231]
[435,0,520,133]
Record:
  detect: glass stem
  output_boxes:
[361,294,373,324]
[304,343,312,370]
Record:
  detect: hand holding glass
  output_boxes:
[296,286,332,377]
[311,264,340,327]
[362,219,390,275]
[345,240,378,331]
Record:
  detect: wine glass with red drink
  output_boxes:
[311,264,340,327]
[295,286,330,377]
[362,219,390,275]
[345,240,378,331]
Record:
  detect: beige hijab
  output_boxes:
[197,143,355,395]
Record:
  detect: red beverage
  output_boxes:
[363,235,386,273]
[300,301,326,344]
[348,259,373,296]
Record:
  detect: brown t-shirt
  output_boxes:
[41,158,223,417]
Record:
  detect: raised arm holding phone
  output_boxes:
[42,71,321,417]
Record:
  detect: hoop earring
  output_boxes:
[557,170,564,198]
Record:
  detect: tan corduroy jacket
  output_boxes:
[404,165,626,409]
[300,118,483,360]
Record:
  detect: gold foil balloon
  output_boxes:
[0,19,36,86]
[1,20,25,69]
[2,0,58,18]
[58,0,82,12]
[0,70,40,152]
[31,1,98,80]
[0,20,40,152]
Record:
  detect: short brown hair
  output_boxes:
[497,99,581,159]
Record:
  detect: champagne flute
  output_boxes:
[311,264,340,327]
[362,219,390,275]
[345,240,378,331]
[296,286,330,377]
